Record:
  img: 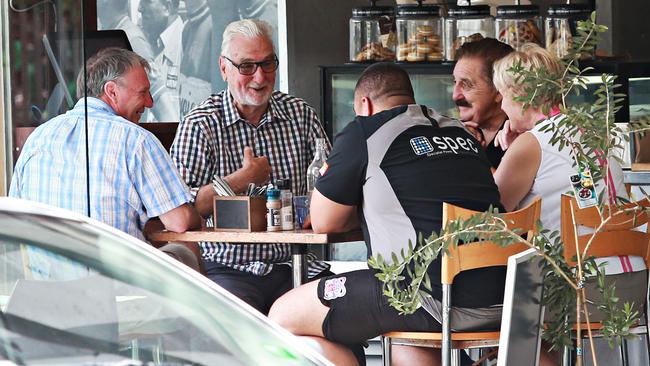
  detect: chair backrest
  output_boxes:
[441,197,542,285]
[497,248,545,366]
[560,194,650,268]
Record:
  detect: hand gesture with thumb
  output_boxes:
[242,146,271,186]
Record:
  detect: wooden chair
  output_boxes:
[381,197,542,366]
[559,194,650,366]
[560,194,650,267]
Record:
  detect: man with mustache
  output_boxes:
[452,38,513,168]
[171,19,331,314]
[269,62,504,366]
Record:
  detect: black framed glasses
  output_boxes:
[223,56,279,75]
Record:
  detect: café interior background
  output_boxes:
[1,0,649,194]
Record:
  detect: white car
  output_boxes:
[0,197,332,366]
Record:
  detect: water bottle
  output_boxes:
[306,138,327,194]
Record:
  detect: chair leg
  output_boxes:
[619,337,629,366]
[645,330,650,366]
[561,344,572,366]
[442,284,452,366]
[451,349,461,366]
[131,338,139,360]
[381,335,392,366]
[153,336,163,363]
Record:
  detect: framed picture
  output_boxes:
[97,0,282,123]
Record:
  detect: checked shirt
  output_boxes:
[171,89,331,277]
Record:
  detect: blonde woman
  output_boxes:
[492,43,626,234]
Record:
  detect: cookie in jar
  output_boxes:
[396,3,442,62]
[545,4,592,59]
[496,5,543,51]
[349,1,396,62]
[443,4,494,61]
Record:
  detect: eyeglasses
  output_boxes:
[223,56,279,75]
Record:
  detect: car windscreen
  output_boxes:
[0,211,325,366]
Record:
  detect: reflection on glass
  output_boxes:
[330,72,457,141]
[331,74,357,138]
[411,74,456,118]
[630,77,650,165]
[3,0,85,166]
[0,209,324,365]
[630,77,650,122]
[565,75,601,107]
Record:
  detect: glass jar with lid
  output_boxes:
[545,4,592,58]
[443,5,494,61]
[395,1,442,62]
[496,5,543,51]
[349,0,396,62]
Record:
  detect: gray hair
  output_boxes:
[221,19,274,57]
[76,47,150,99]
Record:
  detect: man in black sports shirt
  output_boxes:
[269,63,504,366]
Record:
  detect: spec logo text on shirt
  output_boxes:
[410,135,479,156]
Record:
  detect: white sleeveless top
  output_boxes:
[517,115,627,234]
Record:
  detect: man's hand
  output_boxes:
[463,121,487,148]
[494,120,520,151]
[241,146,271,185]
[223,146,271,193]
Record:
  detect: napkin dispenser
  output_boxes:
[213,196,266,232]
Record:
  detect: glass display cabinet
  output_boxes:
[320,63,458,141]
[320,60,650,260]
[321,60,650,141]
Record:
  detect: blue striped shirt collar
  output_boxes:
[72,97,117,116]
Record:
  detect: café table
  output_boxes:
[147,228,364,287]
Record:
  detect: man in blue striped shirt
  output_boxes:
[10,48,201,259]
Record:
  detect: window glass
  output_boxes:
[2,0,86,170]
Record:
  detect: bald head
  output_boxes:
[355,62,414,101]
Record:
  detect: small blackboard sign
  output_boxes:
[213,196,266,232]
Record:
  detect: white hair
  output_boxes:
[221,19,274,57]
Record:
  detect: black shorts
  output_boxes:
[317,269,441,345]
[205,262,332,315]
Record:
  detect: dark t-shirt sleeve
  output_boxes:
[315,121,367,206]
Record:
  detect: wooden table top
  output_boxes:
[147,228,364,244]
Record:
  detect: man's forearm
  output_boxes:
[194,169,249,218]
[195,184,217,218]
[222,169,249,194]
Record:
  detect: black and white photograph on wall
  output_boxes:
[97,0,280,122]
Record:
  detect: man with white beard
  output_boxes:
[170,19,331,314]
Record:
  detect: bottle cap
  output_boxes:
[266,188,280,200]
[275,178,292,190]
